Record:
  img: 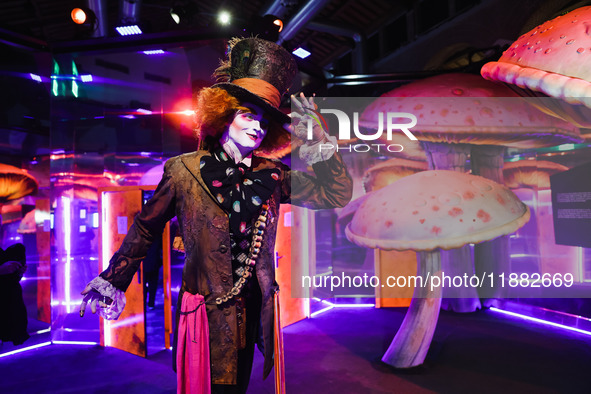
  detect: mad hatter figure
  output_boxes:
[80,37,353,394]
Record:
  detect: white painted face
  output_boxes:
[222,103,269,156]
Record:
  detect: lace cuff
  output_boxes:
[87,276,126,320]
[298,134,338,165]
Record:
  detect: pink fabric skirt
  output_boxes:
[177,292,211,394]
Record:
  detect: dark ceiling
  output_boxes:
[0,0,490,78]
[1,0,590,163]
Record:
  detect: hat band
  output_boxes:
[232,78,281,108]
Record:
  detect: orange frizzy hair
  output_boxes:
[194,87,291,158]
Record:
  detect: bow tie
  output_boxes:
[200,149,280,235]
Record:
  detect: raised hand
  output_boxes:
[290,93,326,143]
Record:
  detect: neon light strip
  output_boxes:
[20,276,51,281]
[50,301,83,306]
[310,299,375,318]
[101,192,112,347]
[578,247,584,282]
[490,307,591,337]
[315,298,375,308]
[63,196,72,313]
[310,305,334,318]
[52,341,98,346]
[0,342,52,358]
[33,328,51,335]
[333,304,374,308]
[301,209,311,319]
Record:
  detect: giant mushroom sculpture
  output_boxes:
[481,6,591,128]
[346,170,530,368]
[359,73,580,311]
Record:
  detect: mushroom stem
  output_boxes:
[471,145,509,305]
[423,142,470,172]
[470,145,505,182]
[382,250,442,368]
[422,142,481,312]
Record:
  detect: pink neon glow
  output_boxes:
[109,314,144,329]
[52,341,98,346]
[101,192,112,346]
[63,196,72,313]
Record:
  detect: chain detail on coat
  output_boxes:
[215,203,270,305]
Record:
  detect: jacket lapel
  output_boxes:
[180,151,226,212]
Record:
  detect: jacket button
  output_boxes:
[219,245,228,253]
[221,275,229,283]
[223,309,231,316]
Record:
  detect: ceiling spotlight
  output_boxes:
[71,7,96,26]
[71,8,86,24]
[292,47,311,59]
[115,25,143,36]
[218,11,231,26]
[143,50,166,55]
[248,14,284,41]
[273,18,283,33]
[170,7,183,24]
[169,2,198,25]
[30,73,42,82]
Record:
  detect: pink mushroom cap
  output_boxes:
[359,73,581,149]
[481,6,591,111]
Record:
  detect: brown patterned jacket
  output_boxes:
[99,149,352,384]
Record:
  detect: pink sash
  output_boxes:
[177,292,211,394]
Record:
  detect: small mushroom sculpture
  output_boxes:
[17,209,37,234]
[338,158,428,227]
[0,163,38,204]
[504,159,569,190]
[481,6,591,128]
[346,170,530,368]
[362,158,428,193]
[503,159,573,278]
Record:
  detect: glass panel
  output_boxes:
[47,44,224,350]
[0,45,51,353]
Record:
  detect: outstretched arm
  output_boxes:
[80,159,177,319]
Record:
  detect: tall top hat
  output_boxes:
[212,37,298,127]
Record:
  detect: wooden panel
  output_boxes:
[98,188,146,358]
[275,204,307,327]
[35,199,51,324]
[375,249,415,308]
